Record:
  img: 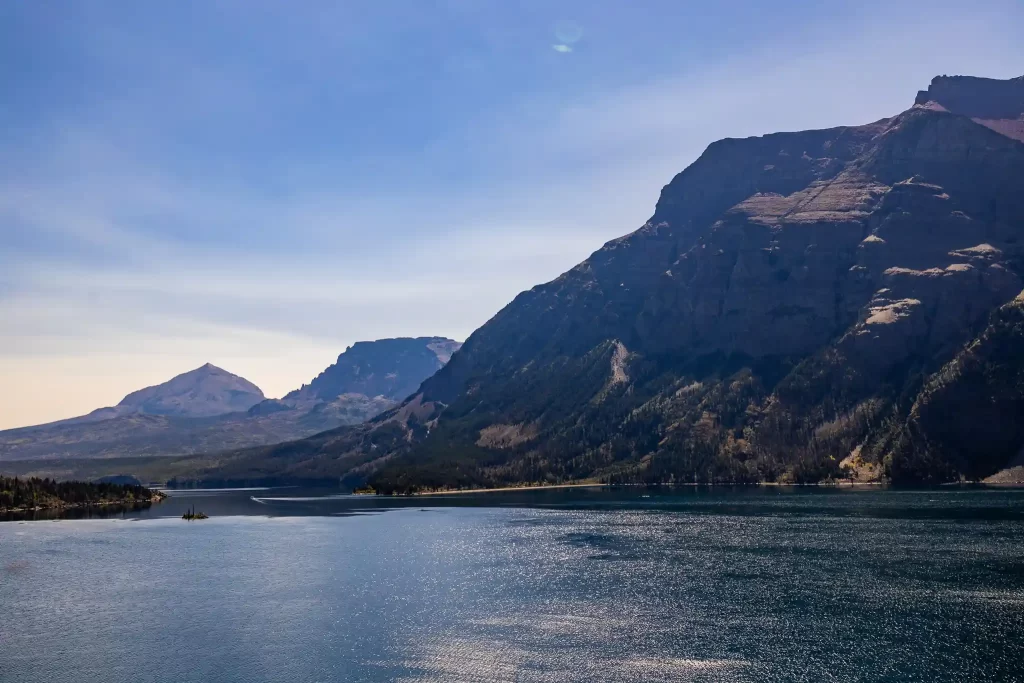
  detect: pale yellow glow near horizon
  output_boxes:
[0,344,347,431]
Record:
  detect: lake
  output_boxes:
[1,487,1023,682]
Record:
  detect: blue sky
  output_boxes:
[2,0,1023,428]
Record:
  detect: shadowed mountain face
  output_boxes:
[285,337,462,403]
[141,73,1024,491]
[0,338,458,462]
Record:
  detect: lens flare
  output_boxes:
[554,20,583,44]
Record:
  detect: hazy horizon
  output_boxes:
[3,0,1024,430]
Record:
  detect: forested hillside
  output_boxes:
[0,476,162,511]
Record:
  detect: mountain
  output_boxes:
[37,74,1024,489]
[886,292,1024,483]
[115,363,264,418]
[37,363,265,427]
[284,337,461,403]
[915,74,1024,142]
[0,338,459,462]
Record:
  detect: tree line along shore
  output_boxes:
[0,475,164,513]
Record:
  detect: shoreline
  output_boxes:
[1,493,165,514]
[401,479,1015,496]
[409,480,894,496]
[414,482,607,496]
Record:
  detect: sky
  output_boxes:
[2,0,1023,429]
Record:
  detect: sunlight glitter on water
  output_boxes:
[393,608,749,683]
[2,488,1023,683]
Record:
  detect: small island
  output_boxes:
[0,475,164,513]
[182,505,208,521]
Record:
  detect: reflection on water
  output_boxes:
[0,500,156,523]
[1,487,1023,682]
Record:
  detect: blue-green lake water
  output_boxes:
[2,487,1023,682]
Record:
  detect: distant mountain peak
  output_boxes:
[0,337,459,460]
[284,336,462,403]
[115,364,264,418]
[186,362,228,374]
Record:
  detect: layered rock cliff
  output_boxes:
[118,75,1024,489]
[915,74,1024,141]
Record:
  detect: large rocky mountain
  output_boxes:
[52,74,1024,489]
[0,338,458,462]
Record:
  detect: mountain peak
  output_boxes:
[192,362,226,374]
[116,364,264,418]
[914,74,1024,141]
[284,336,462,403]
